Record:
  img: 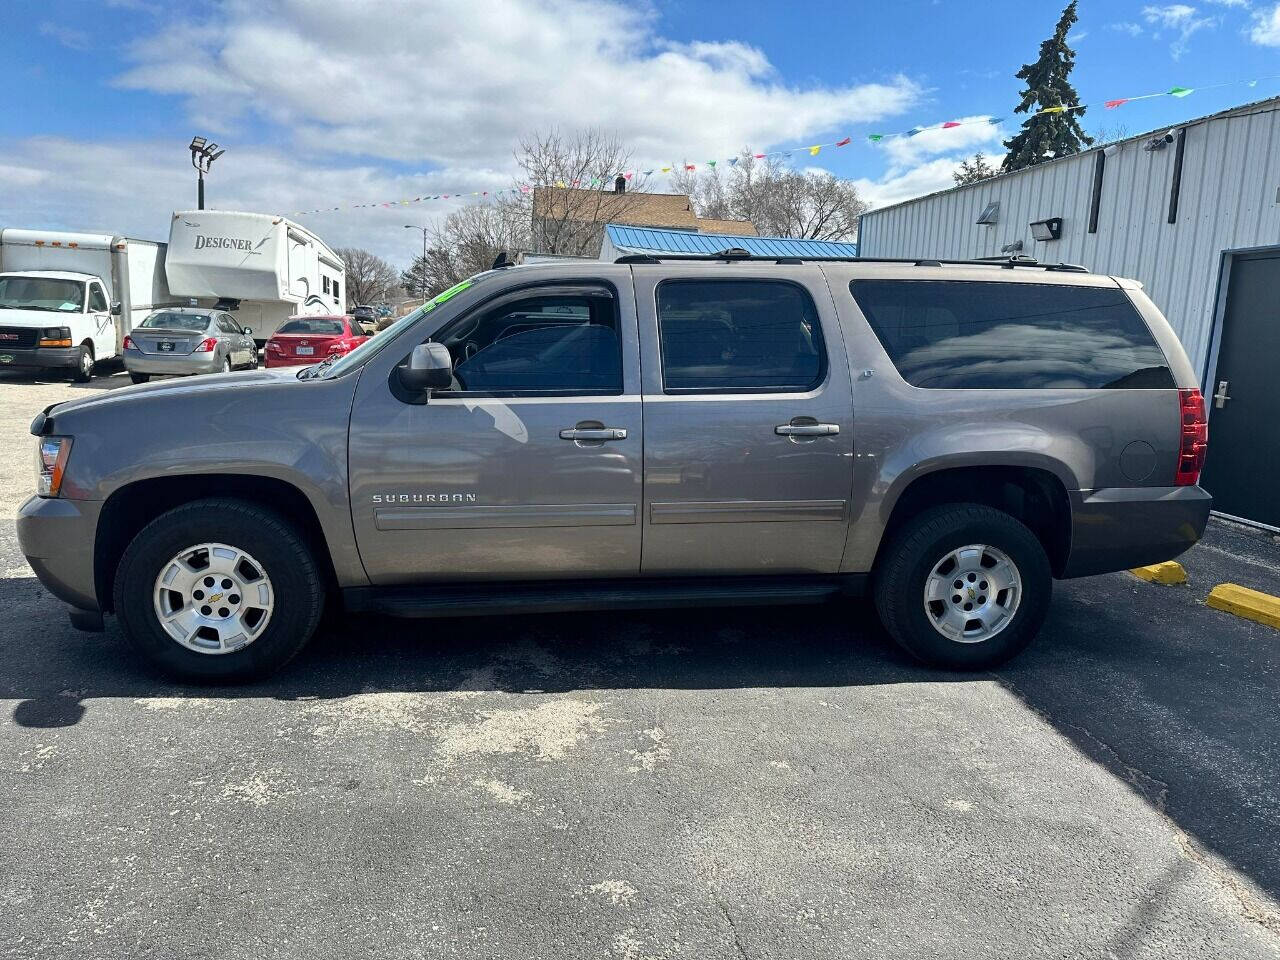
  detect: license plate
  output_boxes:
[159,341,174,352]
[296,346,314,356]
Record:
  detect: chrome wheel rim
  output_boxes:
[80,350,92,377]
[153,543,274,654]
[923,543,1021,644]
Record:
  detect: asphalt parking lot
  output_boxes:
[1,367,1278,959]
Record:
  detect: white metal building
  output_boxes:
[859,96,1280,528]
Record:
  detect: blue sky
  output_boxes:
[3,0,1279,264]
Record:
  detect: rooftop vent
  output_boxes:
[614,175,626,194]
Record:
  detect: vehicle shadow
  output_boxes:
[3,570,1278,912]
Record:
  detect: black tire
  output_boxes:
[873,503,1051,670]
[221,356,232,374]
[113,498,325,682]
[129,372,150,384]
[71,343,94,383]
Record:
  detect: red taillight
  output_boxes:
[327,340,354,354]
[1175,388,1208,486]
[266,340,283,353]
[122,335,135,351]
[194,337,217,353]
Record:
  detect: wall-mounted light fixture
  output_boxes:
[1029,217,1063,242]
[976,200,999,225]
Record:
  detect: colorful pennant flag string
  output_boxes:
[289,72,1280,216]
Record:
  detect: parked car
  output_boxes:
[351,304,378,327]
[264,314,369,367]
[17,256,1212,682]
[123,307,258,384]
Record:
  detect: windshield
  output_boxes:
[0,276,85,313]
[277,318,345,335]
[314,273,496,380]
[139,312,213,331]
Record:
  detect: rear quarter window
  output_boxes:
[850,279,1175,389]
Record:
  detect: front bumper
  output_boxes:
[124,351,222,376]
[0,346,81,370]
[16,495,103,612]
[1062,485,1212,578]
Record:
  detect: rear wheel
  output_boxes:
[129,372,150,384]
[71,343,94,383]
[113,499,325,682]
[873,504,1051,670]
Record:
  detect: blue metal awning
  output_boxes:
[604,223,857,258]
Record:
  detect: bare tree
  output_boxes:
[953,152,998,186]
[334,247,400,308]
[400,199,529,298]
[516,128,652,256]
[673,153,865,241]
[1091,123,1129,146]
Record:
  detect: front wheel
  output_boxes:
[873,504,1051,670]
[129,372,150,384]
[71,343,94,383]
[113,499,325,682]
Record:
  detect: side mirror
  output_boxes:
[397,342,453,396]
[110,301,122,316]
[242,326,253,336]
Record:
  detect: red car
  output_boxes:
[264,315,370,367]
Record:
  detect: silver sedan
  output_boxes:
[124,308,258,384]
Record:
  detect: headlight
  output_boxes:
[36,436,72,497]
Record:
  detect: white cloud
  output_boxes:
[113,0,923,170]
[39,21,91,51]
[0,136,502,268]
[878,117,1007,170]
[1250,2,1280,42]
[1107,21,1145,35]
[1142,4,1218,57]
[1205,0,1250,7]
[854,157,975,210]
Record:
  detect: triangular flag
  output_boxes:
[660,166,671,173]
[835,137,851,147]
[809,145,821,156]
[906,127,923,137]
[624,171,633,180]
[728,157,739,166]
[642,169,653,175]
[942,121,961,129]
[754,152,766,158]
[1105,98,1129,109]
[988,117,1003,124]
[1169,86,1193,97]
[708,160,716,167]
[685,164,696,170]
[555,180,565,188]
[1040,105,1067,114]
[867,134,884,142]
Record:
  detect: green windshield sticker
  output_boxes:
[423,279,472,312]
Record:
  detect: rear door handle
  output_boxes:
[560,427,627,441]
[775,423,839,436]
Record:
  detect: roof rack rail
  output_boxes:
[612,252,1090,272]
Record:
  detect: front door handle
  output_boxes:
[560,427,627,441]
[776,423,839,437]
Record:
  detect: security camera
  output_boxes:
[1143,131,1177,151]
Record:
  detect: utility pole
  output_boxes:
[404,225,429,302]
[189,136,225,210]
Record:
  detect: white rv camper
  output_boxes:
[165,211,345,343]
[0,228,173,379]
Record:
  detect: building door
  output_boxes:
[1200,251,1280,528]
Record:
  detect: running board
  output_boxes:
[343,575,866,619]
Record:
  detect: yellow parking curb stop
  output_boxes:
[1130,561,1188,585]
[1206,583,1280,630]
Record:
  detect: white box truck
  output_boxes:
[164,211,345,345]
[0,229,174,381]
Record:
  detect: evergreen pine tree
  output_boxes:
[1002,1,1093,172]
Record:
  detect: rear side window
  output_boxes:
[657,280,825,392]
[850,280,1174,389]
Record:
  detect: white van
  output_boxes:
[164,211,345,344]
[0,229,173,381]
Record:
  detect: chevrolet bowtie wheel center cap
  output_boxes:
[152,542,275,655]
[922,543,1022,644]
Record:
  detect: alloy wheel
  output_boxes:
[922,543,1021,643]
[152,542,275,654]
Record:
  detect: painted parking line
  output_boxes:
[1129,561,1188,585]
[1206,583,1280,630]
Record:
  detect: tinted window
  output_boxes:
[88,284,108,312]
[436,291,621,395]
[277,318,345,335]
[657,280,825,392]
[850,280,1174,389]
[139,312,213,331]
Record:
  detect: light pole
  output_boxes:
[189,137,225,210]
[404,225,429,302]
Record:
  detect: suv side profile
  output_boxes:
[17,255,1212,681]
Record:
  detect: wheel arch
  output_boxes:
[94,474,339,613]
[875,462,1074,577]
